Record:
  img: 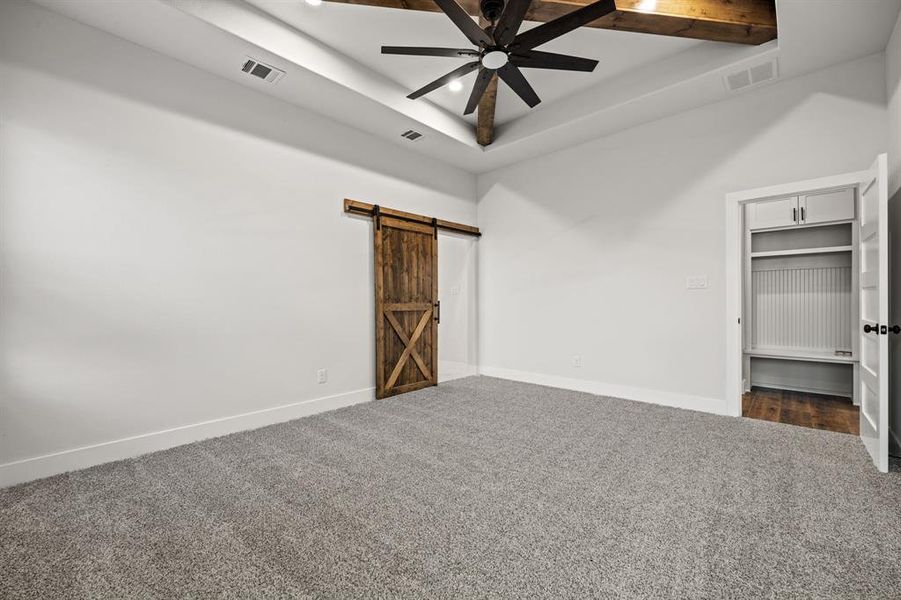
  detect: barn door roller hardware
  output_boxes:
[344,199,481,237]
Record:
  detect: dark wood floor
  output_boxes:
[742,387,859,435]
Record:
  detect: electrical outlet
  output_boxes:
[317,369,328,384]
[572,355,582,368]
[686,276,709,290]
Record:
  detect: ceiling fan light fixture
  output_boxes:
[482,50,508,70]
[448,79,464,92]
[304,0,323,6]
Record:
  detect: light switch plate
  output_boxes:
[686,276,709,290]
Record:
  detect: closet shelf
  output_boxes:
[750,245,853,258]
[744,347,857,364]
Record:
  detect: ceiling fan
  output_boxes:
[382,0,615,115]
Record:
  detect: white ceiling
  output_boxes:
[26,0,901,173]
[247,0,704,126]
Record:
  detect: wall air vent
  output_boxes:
[724,58,778,93]
[240,57,285,84]
[401,129,423,141]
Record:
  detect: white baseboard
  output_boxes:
[439,360,479,382]
[479,366,731,416]
[0,387,374,489]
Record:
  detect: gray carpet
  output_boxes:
[2,376,900,599]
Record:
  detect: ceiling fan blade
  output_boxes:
[512,0,615,51]
[407,61,480,99]
[382,46,480,58]
[464,67,496,115]
[433,0,494,47]
[510,50,598,72]
[497,63,540,108]
[493,0,532,47]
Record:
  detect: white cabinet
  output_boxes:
[747,196,798,230]
[800,188,856,225]
[747,188,856,230]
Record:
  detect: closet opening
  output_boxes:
[739,188,860,434]
[727,163,891,471]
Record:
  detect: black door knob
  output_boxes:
[864,324,878,334]
[891,325,901,335]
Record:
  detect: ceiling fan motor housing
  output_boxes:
[480,0,505,23]
[384,0,610,119]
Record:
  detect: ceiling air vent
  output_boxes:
[401,129,423,142]
[724,58,778,93]
[240,57,285,84]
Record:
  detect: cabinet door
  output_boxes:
[800,188,855,225]
[747,196,798,230]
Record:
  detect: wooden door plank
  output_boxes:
[389,380,435,395]
[385,302,433,311]
[374,217,387,398]
[380,216,435,236]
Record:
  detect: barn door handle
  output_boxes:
[863,323,879,334]
[434,301,440,324]
[793,207,797,222]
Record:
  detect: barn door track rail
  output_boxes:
[344,199,481,237]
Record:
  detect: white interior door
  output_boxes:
[858,154,889,473]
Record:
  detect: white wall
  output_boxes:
[887,10,901,455]
[477,54,888,415]
[0,1,478,485]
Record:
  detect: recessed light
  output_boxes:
[304,0,322,6]
[448,79,463,93]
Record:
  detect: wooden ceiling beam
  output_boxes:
[336,0,776,145]
[476,15,498,147]
[324,0,777,46]
[476,75,498,146]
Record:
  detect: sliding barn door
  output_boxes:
[374,216,438,399]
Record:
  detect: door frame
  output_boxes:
[724,168,869,418]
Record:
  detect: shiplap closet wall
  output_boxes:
[743,188,859,398]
